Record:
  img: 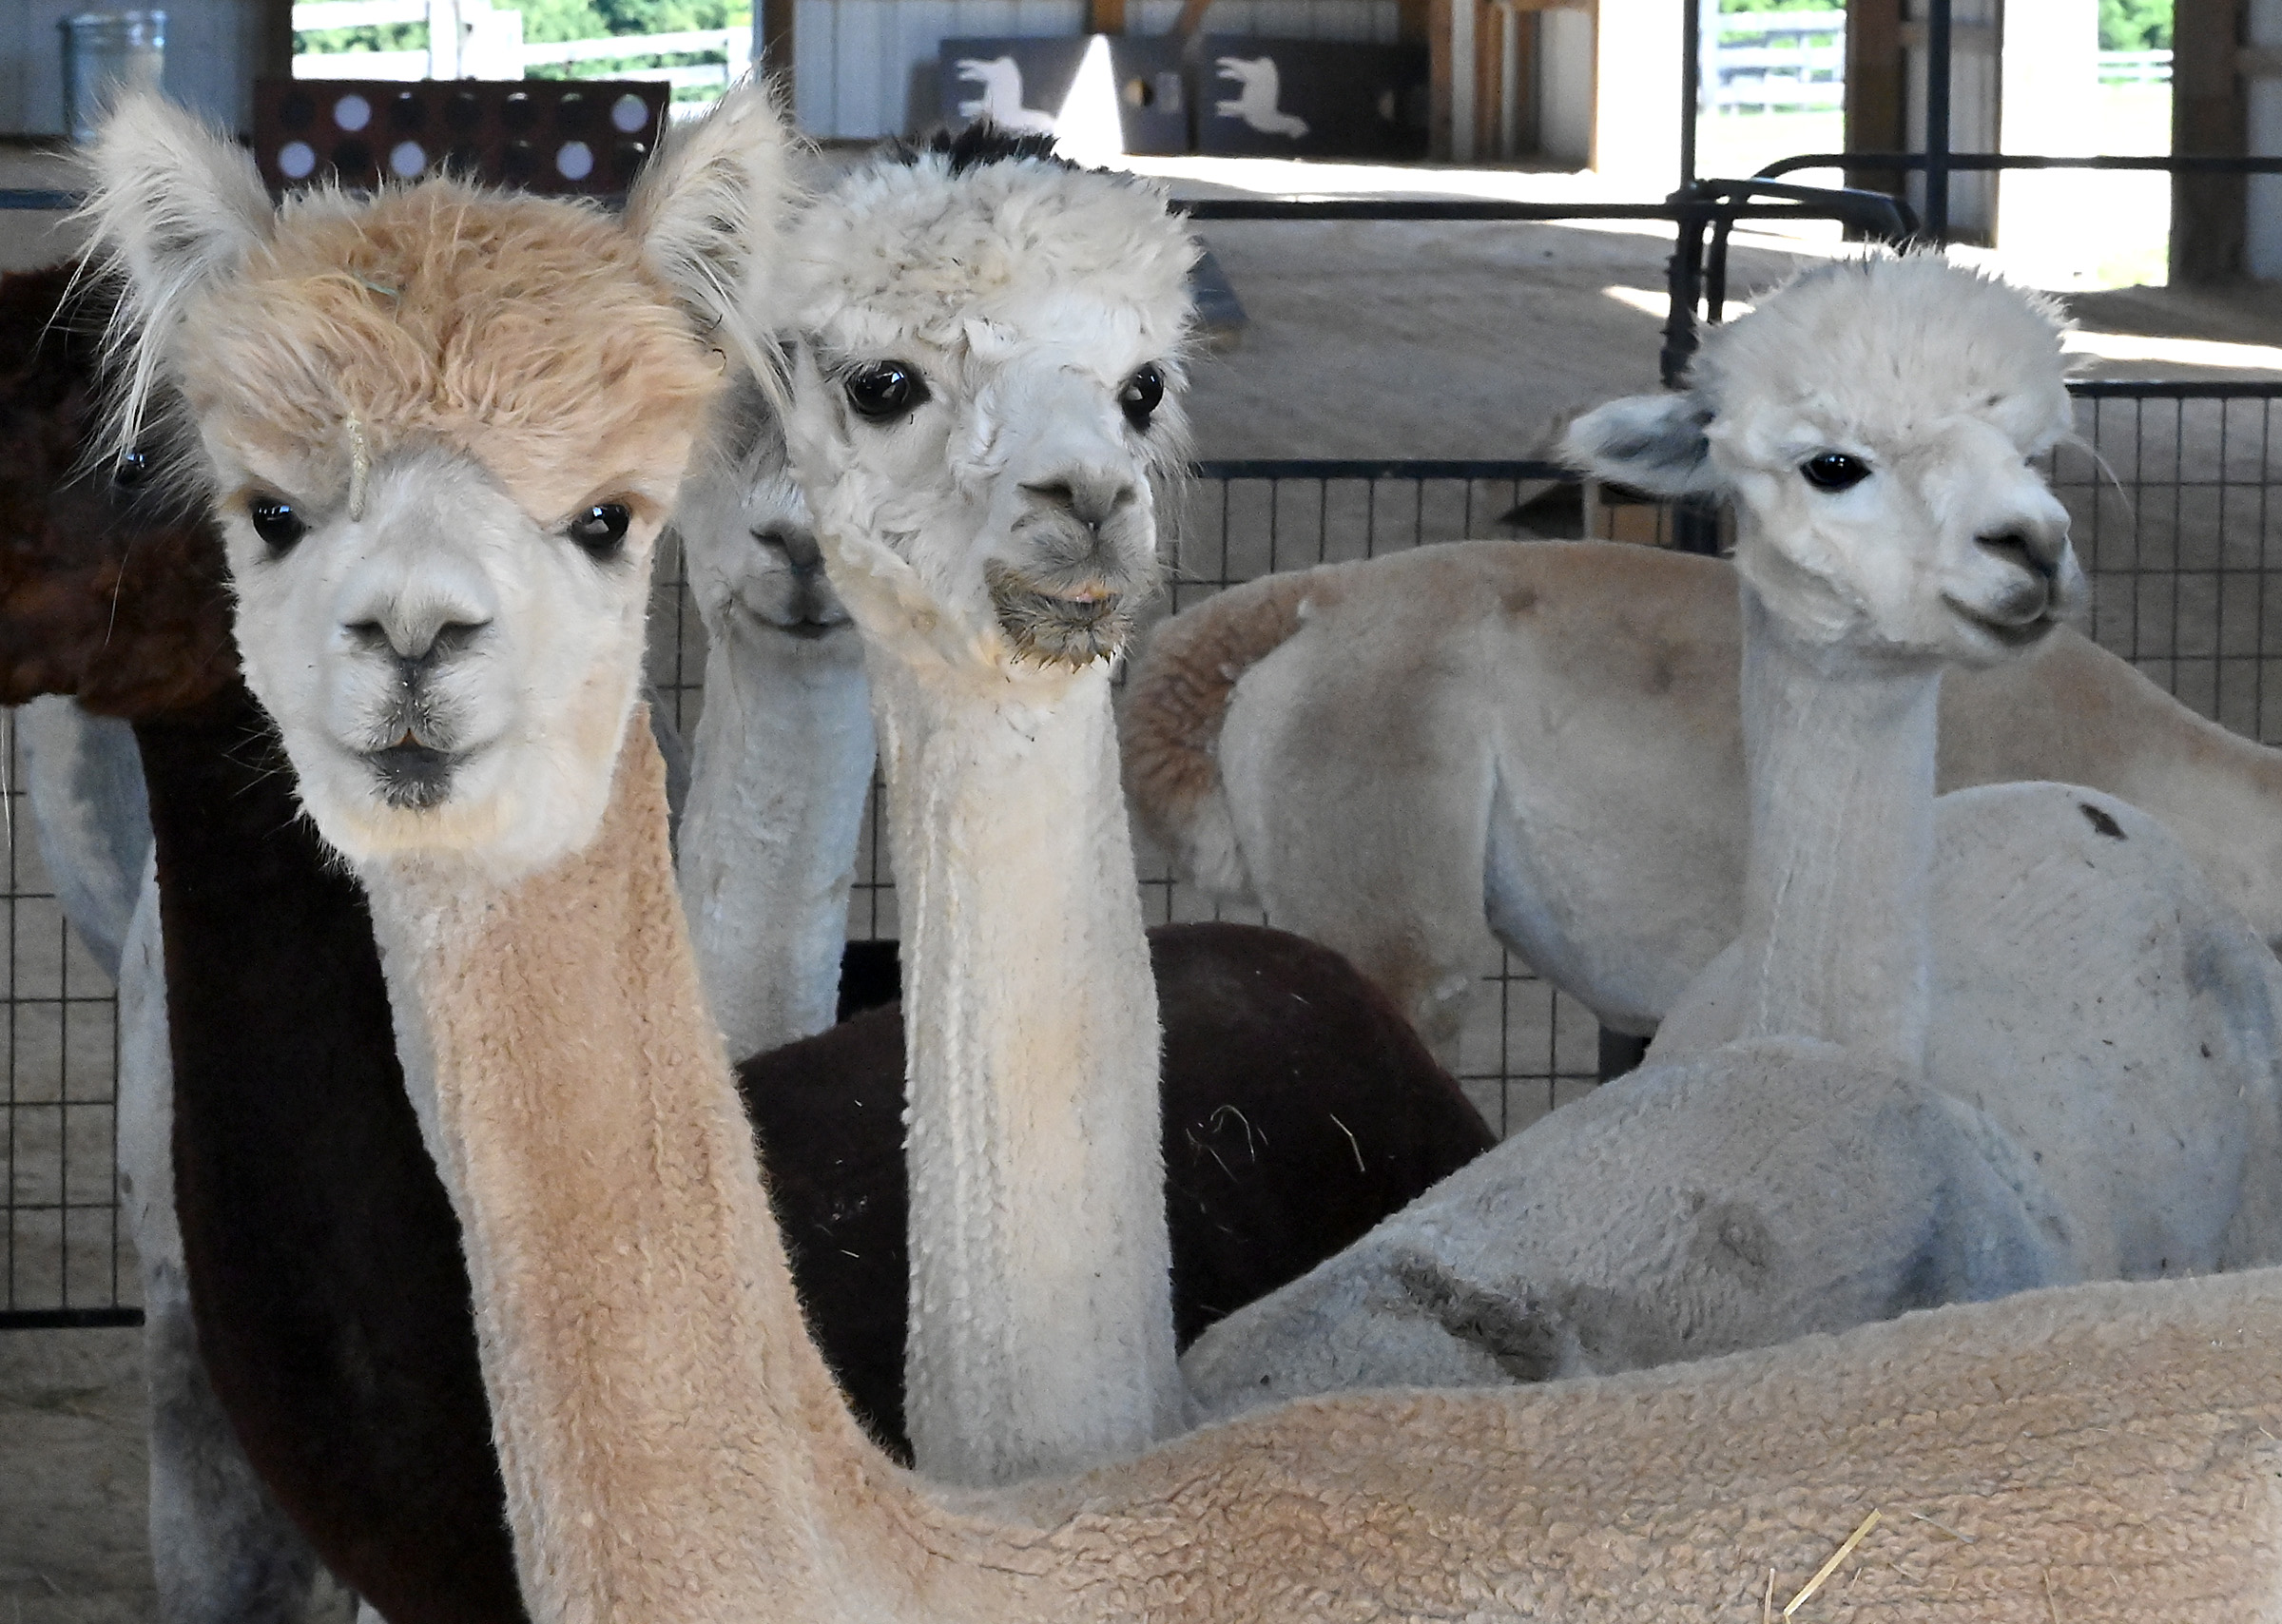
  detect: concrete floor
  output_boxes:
[1,1328,153,1624]
[3,143,2280,1616]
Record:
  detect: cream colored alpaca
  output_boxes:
[673,374,876,1056]
[1184,255,2282,1410]
[87,119,2282,1615]
[1129,540,2282,1056]
[775,136,1194,1485]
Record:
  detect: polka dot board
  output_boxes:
[253,79,670,197]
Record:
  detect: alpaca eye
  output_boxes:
[247,495,307,552]
[113,448,151,489]
[1119,364,1165,431]
[845,361,926,422]
[1801,453,1870,492]
[568,502,631,558]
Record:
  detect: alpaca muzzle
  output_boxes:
[984,559,1143,667]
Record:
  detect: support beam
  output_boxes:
[1591,0,1678,186]
[1845,0,1905,198]
[761,0,796,87]
[2172,0,2249,281]
[261,0,299,81]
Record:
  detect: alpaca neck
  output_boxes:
[1733,584,1939,1073]
[869,647,1182,1487]
[358,732,949,1623]
[679,620,877,1057]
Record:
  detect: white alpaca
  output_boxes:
[779,137,1194,1485]
[87,103,2282,1619]
[1214,57,1308,137]
[1129,555,2282,1063]
[1184,255,2282,1412]
[672,374,876,1057]
[955,58,1058,134]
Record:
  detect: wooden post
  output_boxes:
[1475,0,1505,157]
[1090,0,1129,31]
[761,0,796,90]
[1428,0,1456,156]
[1845,0,1905,198]
[260,0,299,81]
[2171,0,2249,282]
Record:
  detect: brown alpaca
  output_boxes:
[87,86,2282,1622]
[0,264,233,714]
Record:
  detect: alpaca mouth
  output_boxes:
[366,731,458,810]
[985,561,1135,667]
[1944,593,2057,650]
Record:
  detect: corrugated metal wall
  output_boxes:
[792,0,1400,140]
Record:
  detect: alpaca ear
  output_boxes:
[625,76,800,403]
[1561,392,1717,497]
[78,90,274,461]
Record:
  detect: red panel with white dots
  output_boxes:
[252,79,670,197]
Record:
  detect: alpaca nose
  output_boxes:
[338,549,498,671]
[1977,525,2064,582]
[345,612,490,675]
[760,525,824,574]
[1021,471,1136,534]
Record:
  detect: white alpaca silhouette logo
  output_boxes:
[955,56,1058,134]
[1215,55,1308,138]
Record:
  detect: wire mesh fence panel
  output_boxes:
[6,380,2281,1325]
[0,711,131,1324]
[2054,389,2282,744]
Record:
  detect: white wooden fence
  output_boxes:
[292,0,751,91]
[1699,10,2170,114]
[1702,10,1845,114]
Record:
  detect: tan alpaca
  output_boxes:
[89,94,2282,1623]
[1127,544,2282,1054]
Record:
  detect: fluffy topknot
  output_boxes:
[1692,253,2076,461]
[783,133,1197,359]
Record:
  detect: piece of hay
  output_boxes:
[1783,1509,1881,1616]
[1908,1510,1976,1544]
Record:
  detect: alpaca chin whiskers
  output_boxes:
[984,558,1145,667]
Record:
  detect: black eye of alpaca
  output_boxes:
[1801,452,1871,493]
[247,495,307,552]
[568,502,632,557]
[1119,364,1165,431]
[845,360,926,422]
[112,447,152,489]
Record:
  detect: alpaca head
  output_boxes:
[1565,254,2083,667]
[85,84,792,880]
[780,126,1196,676]
[677,369,851,639]
[0,262,236,717]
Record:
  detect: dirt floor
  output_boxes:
[1,1328,152,1623]
[3,140,2280,1614]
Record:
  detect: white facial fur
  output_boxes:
[1566,254,2084,667]
[676,375,852,638]
[219,443,666,879]
[779,149,1196,674]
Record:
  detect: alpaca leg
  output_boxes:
[121,872,347,1624]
